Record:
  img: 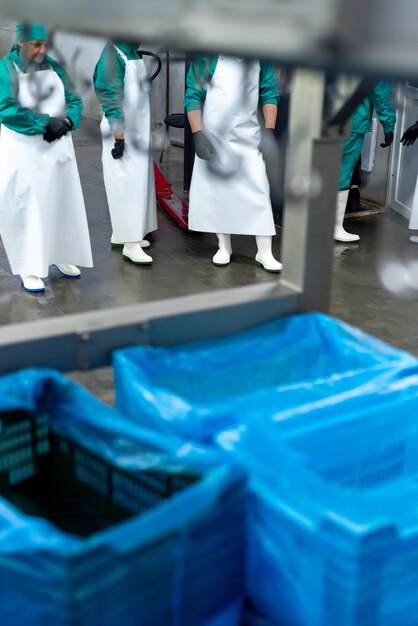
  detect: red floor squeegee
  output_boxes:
[154,163,189,229]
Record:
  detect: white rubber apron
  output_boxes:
[409,174,418,229]
[0,64,93,278]
[188,56,275,236]
[100,46,157,243]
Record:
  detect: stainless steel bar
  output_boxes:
[1,0,418,79]
[0,282,300,374]
[298,135,343,312]
[280,70,326,300]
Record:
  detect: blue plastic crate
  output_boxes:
[113,312,416,444]
[218,369,418,626]
[242,608,279,625]
[0,369,246,626]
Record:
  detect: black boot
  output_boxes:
[345,187,361,214]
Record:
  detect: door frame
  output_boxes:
[387,82,418,219]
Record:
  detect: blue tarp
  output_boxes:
[0,369,245,626]
[114,312,416,444]
[217,368,418,626]
[113,312,418,626]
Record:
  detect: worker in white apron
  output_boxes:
[94,41,157,265]
[400,120,418,244]
[185,55,282,272]
[0,23,93,293]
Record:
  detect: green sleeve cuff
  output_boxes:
[35,113,49,131]
[109,118,125,131]
[381,121,395,134]
[185,102,203,113]
[261,97,279,106]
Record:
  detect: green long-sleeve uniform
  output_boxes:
[93,42,141,132]
[340,81,396,190]
[184,55,279,111]
[0,44,82,135]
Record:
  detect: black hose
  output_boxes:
[140,51,162,82]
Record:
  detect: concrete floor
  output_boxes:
[0,121,282,325]
[330,210,418,353]
[2,119,418,401]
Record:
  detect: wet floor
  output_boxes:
[0,120,282,325]
[1,118,418,400]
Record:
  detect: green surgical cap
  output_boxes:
[17,23,48,42]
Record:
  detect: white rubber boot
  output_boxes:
[123,242,153,265]
[21,275,45,293]
[255,236,282,272]
[55,264,81,278]
[334,190,360,242]
[213,234,232,266]
[410,236,418,245]
[111,234,150,249]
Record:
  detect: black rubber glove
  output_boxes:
[259,128,276,155]
[43,117,70,143]
[111,138,125,159]
[193,131,214,161]
[380,131,394,148]
[401,121,418,146]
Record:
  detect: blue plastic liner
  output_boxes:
[0,369,246,626]
[113,312,416,444]
[242,608,279,625]
[217,368,418,626]
[113,311,418,625]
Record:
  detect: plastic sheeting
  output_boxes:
[113,312,416,444]
[242,608,279,625]
[0,368,246,626]
[217,368,418,626]
[113,311,418,625]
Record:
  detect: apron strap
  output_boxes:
[112,45,129,64]
[112,44,144,64]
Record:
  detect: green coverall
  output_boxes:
[184,56,279,112]
[339,81,396,190]
[93,42,142,131]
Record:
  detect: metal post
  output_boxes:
[281,69,342,313]
[165,49,170,119]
